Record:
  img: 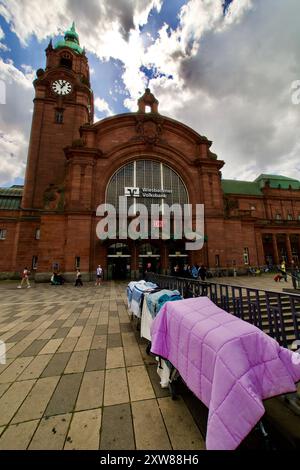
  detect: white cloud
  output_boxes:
[1,0,300,185]
[94,97,113,116]
[0,58,34,185]
[0,131,27,185]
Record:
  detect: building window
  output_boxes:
[243,247,249,265]
[215,254,220,267]
[60,52,72,69]
[75,257,80,269]
[106,160,189,213]
[35,228,40,240]
[298,214,300,221]
[55,110,64,124]
[52,262,60,272]
[0,229,7,240]
[32,256,38,270]
[275,213,281,220]
[287,214,293,220]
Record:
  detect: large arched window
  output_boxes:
[106,160,188,212]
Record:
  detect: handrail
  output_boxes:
[145,273,300,349]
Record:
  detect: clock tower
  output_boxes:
[22,23,94,209]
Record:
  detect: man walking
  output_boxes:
[17,267,31,289]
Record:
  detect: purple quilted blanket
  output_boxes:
[150,296,300,450]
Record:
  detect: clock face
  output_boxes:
[52,79,72,96]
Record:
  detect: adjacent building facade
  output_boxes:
[1,25,300,280]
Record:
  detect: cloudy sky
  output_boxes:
[0,0,299,187]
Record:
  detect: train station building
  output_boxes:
[0,25,300,280]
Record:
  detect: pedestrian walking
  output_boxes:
[95,265,103,286]
[75,269,83,287]
[280,260,288,282]
[17,267,31,289]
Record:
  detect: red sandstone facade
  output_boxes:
[0,31,300,280]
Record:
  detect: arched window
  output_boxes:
[60,52,72,69]
[108,243,130,255]
[106,160,188,212]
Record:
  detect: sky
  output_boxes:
[0,0,300,187]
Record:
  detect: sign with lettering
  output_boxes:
[125,187,172,198]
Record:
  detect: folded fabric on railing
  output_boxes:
[146,289,182,318]
[150,296,300,450]
[127,280,147,306]
[129,281,158,318]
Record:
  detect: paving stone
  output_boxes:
[38,328,58,340]
[0,379,36,426]
[52,328,71,339]
[107,333,122,348]
[41,353,71,377]
[104,368,129,406]
[6,330,29,343]
[158,397,205,450]
[29,414,72,450]
[0,420,39,450]
[12,376,60,423]
[75,371,104,411]
[123,345,144,366]
[106,347,125,369]
[19,340,49,357]
[108,318,120,334]
[74,335,93,351]
[0,357,34,384]
[95,325,108,335]
[57,337,78,353]
[100,404,135,450]
[127,366,155,402]
[50,320,65,328]
[39,338,64,355]
[132,399,171,450]
[18,355,53,381]
[122,332,139,347]
[64,408,102,450]
[45,373,83,416]
[120,323,133,333]
[0,383,11,399]
[91,335,107,350]
[67,326,84,338]
[65,351,89,374]
[85,349,106,372]
[74,319,87,327]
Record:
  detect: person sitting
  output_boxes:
[51,272,64,285]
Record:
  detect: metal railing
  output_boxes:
[145,273,300,349]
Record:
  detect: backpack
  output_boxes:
[191,266,198,278]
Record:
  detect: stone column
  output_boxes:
[255,232,265,266]
[272,233,279,265]
[286,233,293,265]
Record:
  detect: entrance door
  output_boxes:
[107,257,130,280]
[139,256,160,277]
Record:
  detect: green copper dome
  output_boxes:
[55,22,83,54]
